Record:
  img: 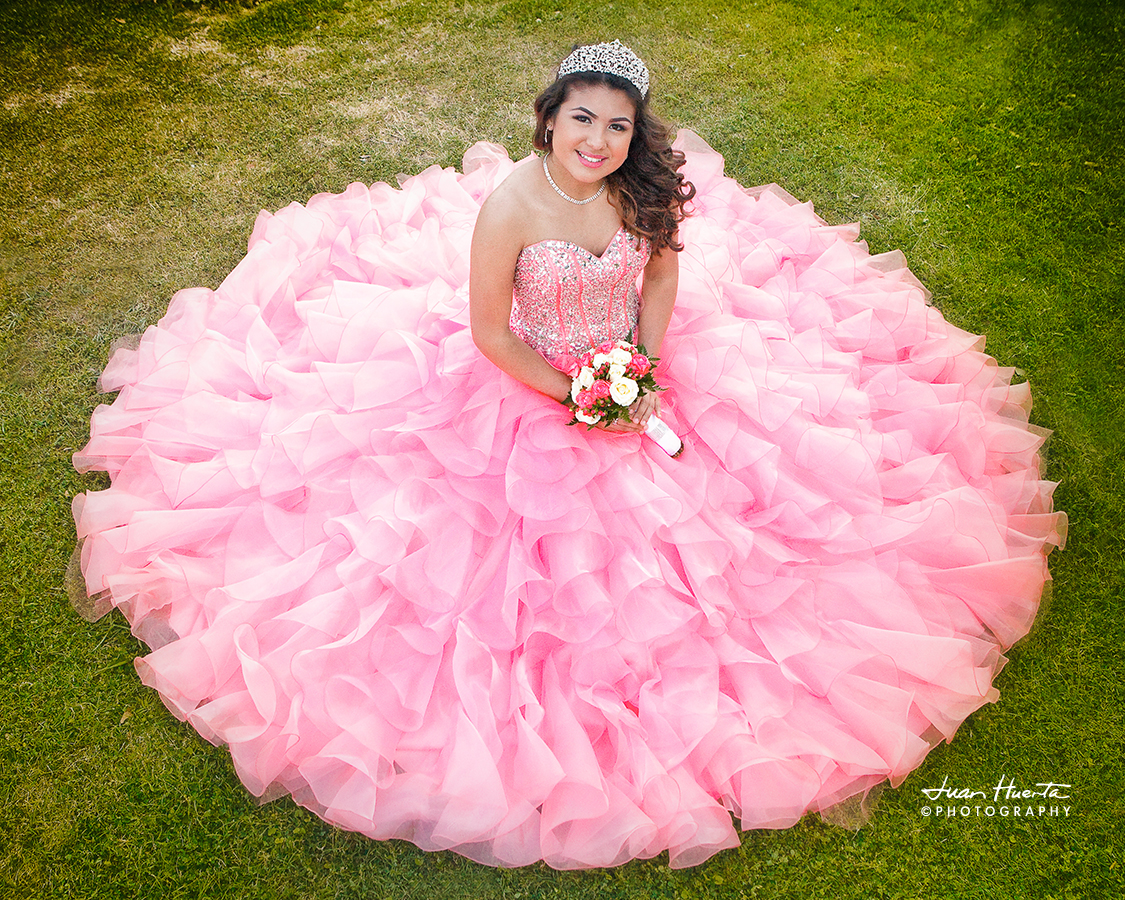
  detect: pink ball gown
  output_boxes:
[71,132,1065,869]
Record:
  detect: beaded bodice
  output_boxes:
[510,225,650,373]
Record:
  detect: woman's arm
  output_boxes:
[623,245,679,429]
[469,198,573,404]
[636,245,678,356]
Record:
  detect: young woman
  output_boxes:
[72,41,1065,869]
[469,44,691,435]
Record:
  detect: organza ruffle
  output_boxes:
[72,132,1065,869]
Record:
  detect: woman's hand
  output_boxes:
[596,390,661,434]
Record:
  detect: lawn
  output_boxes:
[1,0,1122,897]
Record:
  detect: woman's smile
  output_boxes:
[545,82,635,195]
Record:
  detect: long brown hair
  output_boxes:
[533,71,696,252]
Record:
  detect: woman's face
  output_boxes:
[545,82,636,188]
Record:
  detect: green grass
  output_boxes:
[2,0,1122,897]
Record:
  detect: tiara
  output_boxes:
[556,40,649,98]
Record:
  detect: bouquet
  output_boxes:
[564,340,684,457]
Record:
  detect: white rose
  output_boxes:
[591,353,611,369]
[570,378,583,403]
[609,347,632,367]
[577,367,595,390]
[609,363,626,380]
[609,377,639,407]
[575,410,600,425]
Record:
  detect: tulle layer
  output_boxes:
[72,133,1064,869]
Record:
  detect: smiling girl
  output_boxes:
[470,44,694,433]
[72,39,1064,870]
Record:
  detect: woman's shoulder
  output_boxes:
[476,160,547,240]
[482,158,541,211]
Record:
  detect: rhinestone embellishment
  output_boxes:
[511,227,651,371]
[556,39,649,98]
[543,155,606,206]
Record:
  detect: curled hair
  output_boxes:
[533,71,696,252]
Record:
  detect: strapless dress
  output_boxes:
[71,133,1065,869]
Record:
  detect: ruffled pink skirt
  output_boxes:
[72,133,1065,868]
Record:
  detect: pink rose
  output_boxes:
[556,353,580,377]
[628,353,651,377]
[592,379,611,400]
[597,340,614,354]
[577,389,595,410]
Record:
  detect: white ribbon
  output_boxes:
[644,415,683,457]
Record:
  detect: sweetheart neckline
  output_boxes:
[520,224,628,261]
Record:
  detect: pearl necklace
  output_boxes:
[543,155,606,206]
